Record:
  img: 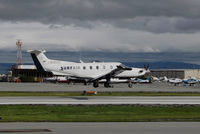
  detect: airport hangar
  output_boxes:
[8,65,52,82]
[8,64,200,82]
[151,69,200,79]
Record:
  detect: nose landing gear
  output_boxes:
[128,79,132,88]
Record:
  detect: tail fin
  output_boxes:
[27,50,49,72]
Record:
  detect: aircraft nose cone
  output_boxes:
[146,69,151,73]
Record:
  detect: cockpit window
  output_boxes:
[139,70,143,73]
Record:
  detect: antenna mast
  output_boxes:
[16,39,23,65]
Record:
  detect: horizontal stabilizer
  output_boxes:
[27,50,46,54]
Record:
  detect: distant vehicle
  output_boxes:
[28,50,150,88]
[0,74,7,82]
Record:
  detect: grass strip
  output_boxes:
[0,105,200,122]
[0,91,200,96]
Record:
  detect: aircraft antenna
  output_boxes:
[16,39,23,65]
[79,52,84,63]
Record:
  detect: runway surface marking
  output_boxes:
[0,122,200,134]
[0,96,200,105]
[0,129,51,133]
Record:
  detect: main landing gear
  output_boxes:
[92,78,113,88]
[104,77,113,88]
[93,81,99,88]
[104,82,112,88]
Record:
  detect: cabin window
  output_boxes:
[90,66,92,70]
[83,66,86,70]
[110,66,113,69]
[96,66,99,70]
[73,66,76,69]
[103,65,106,69]
[70,66,72,69]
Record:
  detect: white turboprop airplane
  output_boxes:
[28,50,149,88]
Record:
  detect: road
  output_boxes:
[0,96,200,105]
[0,122,199,134]
[0,82,200,92]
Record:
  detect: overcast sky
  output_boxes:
[1,0,200,52]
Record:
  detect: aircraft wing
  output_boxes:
[51,71,73,76]
[89,64,132,82]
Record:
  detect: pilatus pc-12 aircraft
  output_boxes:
[28,50,150,88]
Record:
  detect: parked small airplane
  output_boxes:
[134,77,151,83]
[168,78,183,86]
[152,76,159,82]
[183,78,200,86]
[28,50,150,88]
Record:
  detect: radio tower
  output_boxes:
[16,39,23,65]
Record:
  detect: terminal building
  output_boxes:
[151,69,200,79]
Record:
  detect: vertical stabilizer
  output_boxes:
[27,50,49,72]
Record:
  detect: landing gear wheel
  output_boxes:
[93,81,99,88]
[128,79,132,88]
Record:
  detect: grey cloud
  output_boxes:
[1,22,200,53]
[107,17,200,33]
[1,0,200,33]
[0,0,199,19]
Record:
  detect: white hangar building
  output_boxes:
[151,69,200,79]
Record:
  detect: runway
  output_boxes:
[0,122,200,134]
[0,96,200,105]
